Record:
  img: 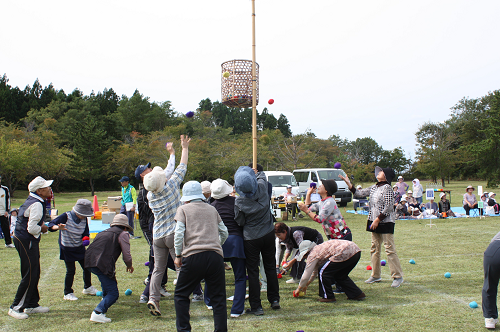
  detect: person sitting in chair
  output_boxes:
[463,185,478,216]
[488,192,500,215]
[283,185,299,221]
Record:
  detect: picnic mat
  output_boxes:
[346,207,500,219]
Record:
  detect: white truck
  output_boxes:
[292,168,352,206]
[263,171,300,198]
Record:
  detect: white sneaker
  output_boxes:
[192,294,204,302]
[82,286,98,295]
[391,277,404,288]
[8,308,28,319]
[159,287,171,297]
[231,310,245,318]
[173,279,177,286]
[24,306,49,314]
[485,318,498,329]
[5,244,15,248]
[365,277,382,284]
[63,293,78,301]
[285,278,299,284]
[144,277,149,285]
[90,311,111,323]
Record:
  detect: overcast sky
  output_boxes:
[2,0,499,158]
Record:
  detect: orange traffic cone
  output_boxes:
[93,195,99,212]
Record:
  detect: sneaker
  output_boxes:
[333,287,344,294]
[391,277,404,288]
[365,277,382,284]
[292,217,297,221]
[192,294,204,302]
[298,214,304,218]
[348,292,366,301]
[24,306,49,314]
[63,293,78,301]
[271,300,281,310]
[82,286,98,295]
[231,311,245,318]
[147,300,161,316]
[206,305,213,310]
[286,278,299,284]
[159,287,171,297]
[318,298,336,303]
[485,318,498,329]
[5,244,15,248]
[8,308,28,320]
[144,277,149,286]
[173,279,177,286]
[90,311,111,323]
[139,294,148,304]
[261,286,267,292]
[245,307,264,316]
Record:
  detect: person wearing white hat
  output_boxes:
[463,185,478,216]
[438,192,455,218]
[283,185,299,221]
[200,181,213,204]
[8,176,53,320]
[488,192,499,214]
[395,176,409,197]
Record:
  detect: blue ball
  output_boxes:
[444,272,451,278]
[469,301,478,308]
[125,289,132,296]
[185,111,194,118]
[96,291,103,297]
[409,259,416,264]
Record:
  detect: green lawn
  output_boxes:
[0,181,496,331]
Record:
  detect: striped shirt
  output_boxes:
[148,163,187,240]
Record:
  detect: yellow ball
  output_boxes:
[223,71,230,78]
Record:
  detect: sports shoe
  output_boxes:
[365,276,382,284]
[318,298,336,303]
[231,310,245,318]
[245,307,264,316]
[298,213,304,218]
[139,294,148,304]
[24,306,49,314]
[147,300,161,316]
[173,279,177,286]
[286,278,299,284]
[206,305,213,310]
[82,286,98,295]
[485,318,498,329]
[63,293,78,301]
[333,287,344,294]
[90,311,111,323]
[192,294,204,302]
[8,308,28,319]
[144,277,149,286]
[159,287,171,297]
[391,277,404,288]
[348,292,366,301]
[5,244,15,248]
[271,300,281,310]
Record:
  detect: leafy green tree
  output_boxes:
[378,147,409,175]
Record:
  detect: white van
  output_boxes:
[263,171,300,198]
[292,168,352,206]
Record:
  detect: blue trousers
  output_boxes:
[90,267,119,314]
[120,205,135,236]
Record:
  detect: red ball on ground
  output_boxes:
[366,265,372,270]
[277,273,282,279]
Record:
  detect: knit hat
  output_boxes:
[181,181,206,202]
[322,179,338,197]
[234,166,258,198]
[143,166,167,194]
[297,240,317,262]
[211,179,233,200]
[28,176,53,192]
[72,199,94,217]
[111,214,133,231]
[201,181,212,194]
[375,166,395,184]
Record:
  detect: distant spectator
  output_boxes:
[283,185,299,221]
[395,176,409,196]
[119,176,137,238]
[0,174,13,248]
[421,197,438,216]
[412,179,424,205]
[488,192,499,215]
[395,196,410,219]
[393,184,401,205]
[353,185,369,213]
[463,185,478,216]
[438,193,455,217]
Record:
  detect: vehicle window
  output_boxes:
[293,172,308,183]
[268,175,298,187]
[318,170,346,181]
[311,172,318,182]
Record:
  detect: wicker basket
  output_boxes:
[221,59,259,108]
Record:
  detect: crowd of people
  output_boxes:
[4,136,500,330]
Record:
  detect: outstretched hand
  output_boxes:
[180,135,191,149]
[166,142,175,154]
[338,174,352,189]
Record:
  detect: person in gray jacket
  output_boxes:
[339,166,404,288]
[234,166,280,316]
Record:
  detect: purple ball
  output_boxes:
[334,162,342,169]
[145,261,150,266]
[82,240,90,246]
[185,111,194,118]
[310,182,317,188]
[381,261,386,266]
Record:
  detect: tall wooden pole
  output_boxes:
[251,0,257,169]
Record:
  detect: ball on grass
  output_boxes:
[409,259,416,264]
[223,71,230,78]
[469,301,478,308]
[292,290,304,298]
[268,99,274,105]
[145,261,149,267]
[277,273,282,279]
[185,111,194,118]
[444,272,451,278]
[381,260,386,266]
[334,162,341,169]
[125,289,132,296]
[96,291,103,297]
[366,265,372,271]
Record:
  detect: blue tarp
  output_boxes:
[88,219,110,233]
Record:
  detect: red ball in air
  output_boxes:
[268,99,274,105]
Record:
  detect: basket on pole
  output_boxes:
[221,59,259,108]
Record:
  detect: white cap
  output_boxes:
[490,192,496,197]
[28,176,53,192]
[398,176,403,180]
[201,181,212,194]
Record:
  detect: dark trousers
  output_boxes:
[0,215,11,245]
[11,236,41,311]
[64,259,92,295]
[318,252,363,300]
[483,240,500,319]
[90,267,119,314]
[174,251,227,332]
[291,234,324,279]
[287,203,298,218]
[463,203,478,216]
[120,205,135,236]
[244,229,280,310]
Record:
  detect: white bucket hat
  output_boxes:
[211,179,233,200]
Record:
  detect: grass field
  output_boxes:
[0,180,497,331]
